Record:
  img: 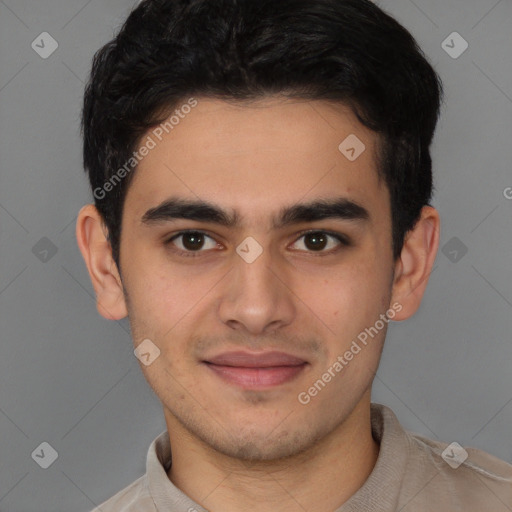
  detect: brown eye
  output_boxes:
[304,232,329,251]
[167,231,218,253]
[291,231,349,253]
[181,232,205,250]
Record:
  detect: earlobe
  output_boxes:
[76,204,128,321]
[390,206,440,322]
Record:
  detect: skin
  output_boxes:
[76,96,440,511]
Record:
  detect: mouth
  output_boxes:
[202,351,309,389]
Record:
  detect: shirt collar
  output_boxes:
[146,403,409,511]
[336,403,409,511]
[147,429,209,511]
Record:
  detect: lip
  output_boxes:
[205,350,307,367]
[203,351,308,389]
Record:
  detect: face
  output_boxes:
[117,97,397,461]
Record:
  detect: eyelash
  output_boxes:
[164,230,351,258]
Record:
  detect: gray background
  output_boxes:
[0,0,511,510]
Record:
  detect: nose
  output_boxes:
[217,243,296,336]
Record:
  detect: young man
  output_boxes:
[76,0,512,510]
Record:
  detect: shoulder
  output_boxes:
[402,430,512,511]
[90,474,157,512]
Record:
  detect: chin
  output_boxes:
[209,423,322,462]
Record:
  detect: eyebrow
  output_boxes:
[140,196,370,229]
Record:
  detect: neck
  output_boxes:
[165,391,379,512]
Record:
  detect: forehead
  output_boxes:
[124,96,388,226]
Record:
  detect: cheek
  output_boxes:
[126,249,196,311]
[123,259,224,358]
[322,251,388,304]
[313,258,388,329]
[122,262,186,343]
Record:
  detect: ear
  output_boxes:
[390,206,440,321]
[75,204,128,320]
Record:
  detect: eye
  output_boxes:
[166,231,220,254]
[290,231,350,253]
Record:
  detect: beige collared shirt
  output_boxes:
[91,403,512,511]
